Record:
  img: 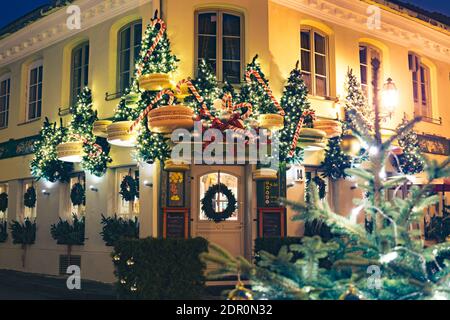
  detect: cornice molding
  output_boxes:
[0,0,152,67]
[271,0,450,63]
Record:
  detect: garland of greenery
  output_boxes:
[70,183,85,207]
[0,192,7,213]
[201,183,237,223]
[10,219,36,245]
[24,186,37,209]
[100,214,139,246]
[0,220,7,243]
[50,215,85,246]
[120,175,139,202]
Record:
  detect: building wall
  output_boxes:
[0,0,449,282]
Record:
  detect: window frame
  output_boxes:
[359,44,382,104]
[117,20,143,94]
[300,27,330,97]
[68,174,86,218]
[115,167,140,218]
[70,42,90,105]
[194,9,245,84]
[0,73,11,129]
[26,60,43,122]
[409,53,432,119]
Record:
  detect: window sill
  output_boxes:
[416,114,442,125]
[17,118,41,126]
[0,126,8,131]
[307,94,338,102]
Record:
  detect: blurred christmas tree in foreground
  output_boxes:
[202,63,450,300]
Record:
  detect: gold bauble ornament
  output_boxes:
[228,281,254,300]
[340,134,362,157]
[339,285,364,300]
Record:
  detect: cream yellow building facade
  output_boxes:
[0,0,448,283]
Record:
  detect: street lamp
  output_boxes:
[381,78,399,116]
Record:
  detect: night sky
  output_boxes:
[0,0,449,30]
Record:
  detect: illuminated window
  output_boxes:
[27,60,43,121]
[359,44,381,103]
[69,175,86,217]
[300,28,329,97]
[118,20,142,93]
[116,168,140,218]
[0,74,10,129]
[71,42,90,105]
[409,53,432,118]
[199,172,238,221]
[0,183,8,220]
[22,180,36,219]
[196,10,243,84]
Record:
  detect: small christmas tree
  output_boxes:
[31,118,73,183]
[185,59,222,116]
[136,11,178,76]
[67,88,112,177]
[279,62,313,164]
[239,55,279,116]
[321,137,352,180]
[344,68,374,135]
[395,119,425,175]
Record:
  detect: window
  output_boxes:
[116,168,140,217]
[300,28,329,97]
[409,53,432,118]
[71,42,89,105]
[0,183,8,220]
[196,10,243,84]
[199,172,238,221]
[27,61,43,121]
[69,175,86,217]
[359,44,381,102]
[23,180,36,219]
[0,74,10,128]
[118,21,142,93]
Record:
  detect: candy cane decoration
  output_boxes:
[71,134,103,158]
[288,110,316,157]
[222,93,253,120]
[245,69,285,116]
[175,79,214,120]
[129,89,175,133]
[136,19,167,77]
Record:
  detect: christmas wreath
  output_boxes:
[201,183,237,223]
[120,175,138,202]
[24,186,37,209]
[70,183,85,206]
[0,193,7,213]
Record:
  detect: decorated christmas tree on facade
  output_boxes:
[239,55,279,117]
[31,118,73,183]
[279,62,313,164]
[395,119,425,175]
[321,137,352,180]
[185,59,222,117]
[136,11,178,76]
[67,88,111,177]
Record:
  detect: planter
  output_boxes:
[93,120,112,138]
[313,120,342,139]
[107,121,137,147]
[298,128,327,151]
[258,114,284,131]
[138,73,172,91]
[57,141,84,163]
[252,168,278,181]
[164,159,190,172]
[148,105,195,134]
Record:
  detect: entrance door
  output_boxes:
[191,165,245,258]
